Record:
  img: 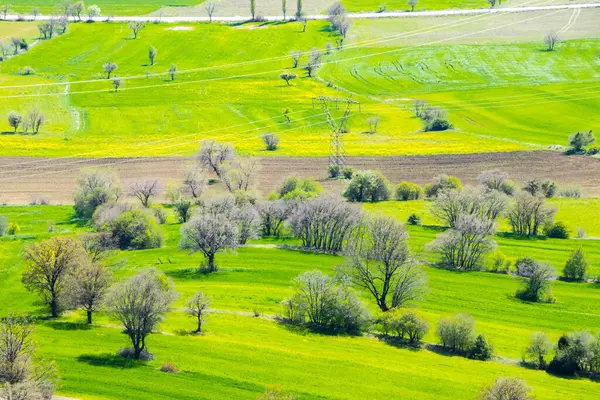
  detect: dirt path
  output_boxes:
[1,151,599,204]
[4,3,600,22]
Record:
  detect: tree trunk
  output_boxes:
[87,310,93,324]
[196,316,202,333]
[50,296,59,318]
[207,254,216,272]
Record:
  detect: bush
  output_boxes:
[479,377,532,400]
[515,257,537,277]
[328,164,341,178]
[276,177,322,201]
[544,222,569,239]
[395,182,423,201]
[0,215,7,236]
[8,222,20,235]
[522,178,557,198]
[407,213,422,226]
[262,133,280,151]
[342,170,391,203]
[488,252,510,274]
[567,130,595,154]
[515,261,554,303]
[468,334,493,360]
[563,248,587,282]
[559,186,581,198]
[173,199,194,223]
[342,166,354,179]
[152,207,167,224]
[548,331,600,376]
[100,209,163,250]
[424,175,463,198]
[424,118,453,132]
[436,313,476,353]
[159,361,179,373]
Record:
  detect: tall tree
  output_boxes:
[185,292,210,333]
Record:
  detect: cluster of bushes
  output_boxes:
[342,170,391,202]
[268,176,322,201]
[414,100,453,132]
[328,164,354,179]
[436,314,493,361]
[566,130,596,155]
[377,309,429,344]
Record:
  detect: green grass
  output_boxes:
[3,0,204,16]
[2,204,600,399]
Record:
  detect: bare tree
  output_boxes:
[67,263,113,324]
[22,237,87,317]
[282,0,287,19]
[8,111,22,133]
[296,0,303,18]
[544,31,560,51]
[290,50,302,68]
[205,1,216,23]
[366,116,380,133]
[289,196,359,253]
[342,215,426,311]
[128,179,160,207]
[103,61,117,78]
[257,200,295,237]
[148,45,157,65]
[27,108,44,134]
[128,21,145,39]
[236,205,260,245]
[431,187,507,228]
[181,164,206,199]
[60,0,72,17]
[197,139,234,180]
[10,37,21,55]
[1,4,10,20]
[524,332,552,369]
[107,268,176,359]
[74,168,122,218]
[185,292,210,333]
[221,157,261,193]
[180,212,239,272]
[168,64,177,81]
[304,48,321,77]
[79,232,116,262]
[262,132,280,151]
[507,192,555,236]
[72,1,84,21]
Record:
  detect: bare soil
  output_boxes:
[1,151,599,204]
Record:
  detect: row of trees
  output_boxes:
[6,108,45,134]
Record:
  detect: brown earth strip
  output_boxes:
[1,151,599,204]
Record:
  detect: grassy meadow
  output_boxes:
[2,17,599,157]
[1,203,600,398]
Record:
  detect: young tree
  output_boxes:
[73,1,84,21]
[568,130,594,153]
[22,237,87,317]
[342,215,425,311]
[185,292,210,333]
[205,1,216,23]
[180,212,239,272]
[107,269,177,359]
[197,139,234,180]
[67,263,113,324]
[181,164,206,199]
[27,108,44,134]
[280,72,297,86]
[32,7,40,20]
[250,0,256,20]
[103,61,117,78]
[111,75,122,92]
[257,200,294,237]
[524,332,552,369]
[148,45,157,65]
[128,21,145,39]
[366,116,380,133]
[516,261,554,302]
[87,4,100,20]
[408,0,417,11]
[544,30,560,51]
[479,377,532,400]
[563,247,587,282]
[168,64,177,81]
[290,50,302,68]
[128,179,160,207]
[8,111,22,133]
[282,0,287,19]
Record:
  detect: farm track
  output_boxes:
[3,3,600,22]
[1,151,599,204]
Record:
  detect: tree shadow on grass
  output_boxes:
[424,343,467,358]
[77,353,144,369]
[496,232,547,241]
[44,321,92,331]
[65,212,89,228]
[375,334,422,352]
[165,267,217,280]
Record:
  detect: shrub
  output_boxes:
[468,334,493,360]
[152,207,167,224]
[522,178,556,198]
[8,222,20,235]
[395,182,423,201]
[516,261,554,303]
[424,118,453,132]
[342,170,391,202]
[398,310,429,344]
[424,175,462,198]
[407,213,422,226]
[276,177,322,201]
[173,199,194,223]
[100,209,163,250]
[515,257,538,277]
[328,164,341,178]
[563,248,587,282]
[436,313,476,353]
[262,133,280,151]
[479,377,533,400]
[342,166,354,179]
[0,215,7,236]
[559,186,581,198]
[544,222,569,239]
[524,331,552,369]
[159,361,179,373]
[548,331,600,376]
[488,252,510,274]
[567,130,595,154]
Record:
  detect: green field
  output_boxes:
[3,0,203,16]
[1,204,600,398]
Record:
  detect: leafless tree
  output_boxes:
[22,237,87,317]
[79,232,116,262]
[185,292,210,333]
[296,0,303,18]
[72,1,84,21]
[289,196,359,253]
[290,50,302,68]
[431,213,496,271]
[250,0,256,20]
[87,4,100,20]
[544,31,560,51]
[67,263,113,324]
[221,157,261,193]
[168,64,177,81]
[103,61,117,78]
[128,179,160,207]
[486,0,496,8]
[10,37,21,55]
[262,132,280,151]
[74,168,122,218]
[107,268,177,359]
[507,192,555,236]
[341,215,426,311]
[431,187,507,228]
[197,139,234,180]
[477,169,508,191]
[257,200,295,236]
[128,21,146,39]
[32,7,39,19]
[1,4,10,20]
[479,377,532,400]
[26,108,44,134]
[236,205,260,244]
[59,0,72,17]
[366,116,380,133]
[181,164,206,199]
[180,212,239,272]
[205,1,216,23]
[56,16,69,34]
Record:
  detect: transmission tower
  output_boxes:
[318,96,358,171]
